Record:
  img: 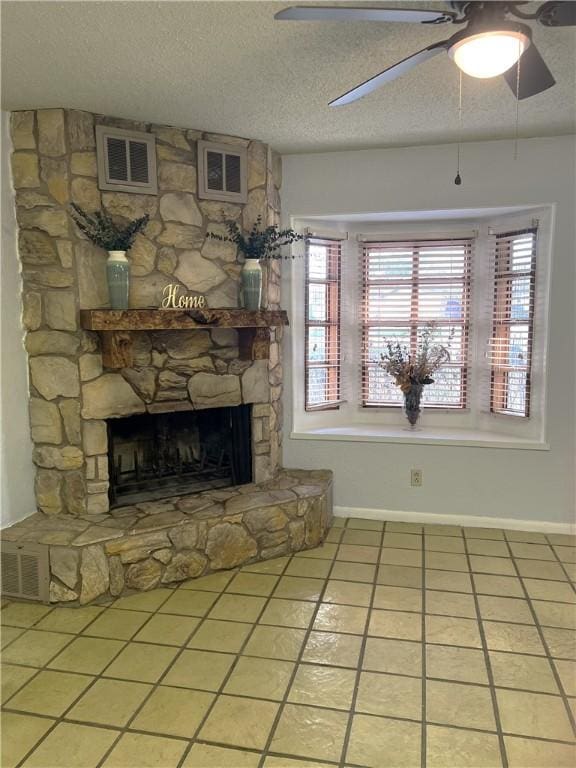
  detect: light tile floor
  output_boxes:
[1,517,576,768]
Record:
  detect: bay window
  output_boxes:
[295,208,550,447]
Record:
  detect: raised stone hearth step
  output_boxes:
[0,469,332,605]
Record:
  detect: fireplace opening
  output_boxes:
[107,405,252,507]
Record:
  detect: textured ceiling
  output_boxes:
[2,1,575,153]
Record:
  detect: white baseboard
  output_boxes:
[334,505,576,536]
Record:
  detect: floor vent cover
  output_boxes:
[1,542,49,602]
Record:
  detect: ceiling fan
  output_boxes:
[275,2,576,106]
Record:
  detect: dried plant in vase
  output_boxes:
[69,204,149,310]
[379,324,453,428]
[208,215,308,310]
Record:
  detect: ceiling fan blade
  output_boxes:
[504,43,556,100]
[329,42,448,107]
[274,6,454,23]
[537,1,576,27]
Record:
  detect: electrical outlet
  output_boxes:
[411,469,423,487]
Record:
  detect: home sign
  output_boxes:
[161,283,207,309]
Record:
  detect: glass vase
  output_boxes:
[403,384,424,429]
[107,250,130,310]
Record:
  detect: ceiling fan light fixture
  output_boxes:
[449,29,530,79]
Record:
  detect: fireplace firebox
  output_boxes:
[107,406,252,506]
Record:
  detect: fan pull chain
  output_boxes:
[514,37,522,160]
[455,69,463,185]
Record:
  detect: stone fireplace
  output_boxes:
[11,108,284,519]
[2,108,332,605]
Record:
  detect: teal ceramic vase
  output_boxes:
[241,258,262,310]
[107,251,130,310]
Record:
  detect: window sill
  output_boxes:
[290,425,549,450]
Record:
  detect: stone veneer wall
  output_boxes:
[10,109,283,518]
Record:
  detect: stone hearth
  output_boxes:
[1,470,333,604]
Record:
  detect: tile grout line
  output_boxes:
[5,700,576,748]
[9,597,140,768]
[5,662,576,720]
[161,563,289,766]
[3,580,574,659]
[2,545,574,631]
[462,532,509,768]
[1,606,114,705]
[4,592,576,642]
[73,574,234,766]
[0,603,103,714]
[14,584,207,765]
[4,627,575,671]
[335,519,386,768]
[253,521,360,768]
[49,586,186,766]
[91,579,228,768]
[5,561,574,640]
[542,535,576,592]
[2,638,574,758]
[184,524,347,766]
[173,553,300,768]
[502,536,576,740]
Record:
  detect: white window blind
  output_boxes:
[305,238,342,410]
[488,228,537,417]
[361,237,473,408]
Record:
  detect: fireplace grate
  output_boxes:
[108,406,252,507]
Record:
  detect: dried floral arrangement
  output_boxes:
[208,215,308,260]
[70,204,149,252]
[379,324,452,393]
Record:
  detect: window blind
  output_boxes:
[305,238,342,410]
[361,237,473,408]
[488,228,537,417]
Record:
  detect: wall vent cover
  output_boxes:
[96,125,157,195]
[198,140,247,203]
[1,542,49,602]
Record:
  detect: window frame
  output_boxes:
[489,228,537,418]
[360,237,473,410]
[304,237,342,411]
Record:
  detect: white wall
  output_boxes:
[1,111,36,527]
[281,136,576,528]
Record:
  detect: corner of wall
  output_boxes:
[1,110,36,527]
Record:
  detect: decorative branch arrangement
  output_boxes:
[379,324,453,393]
[208,215,308,260]
[70,204,149,252]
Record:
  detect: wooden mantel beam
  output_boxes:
[79,309,289,369]
[80,308,288,331]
